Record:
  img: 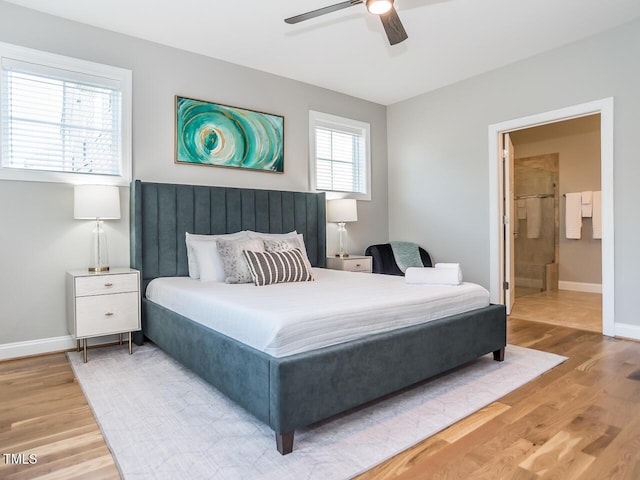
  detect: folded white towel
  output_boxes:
[435,263,460,269]
[592,190,602,239]
[565,192,582,239]
[405,266,462,286]
[526,198,541,239]
[581,191,593,218]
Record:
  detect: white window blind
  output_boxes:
[0,42,132,184]
[309,111,370,200]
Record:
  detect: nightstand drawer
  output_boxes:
[75,292,140,337]
[326,256,372,273]
[342,258,371,272]
[75,273,139,297]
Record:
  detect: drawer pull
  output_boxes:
[105,312,114,317]
[355,264,361,267]
[104,283,114,287]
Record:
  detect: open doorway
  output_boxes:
[488,98,614,336]
[508,115,602,332]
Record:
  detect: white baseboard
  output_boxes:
[558,281,602,294]
[0,334,125,361]
[614,322,640,341]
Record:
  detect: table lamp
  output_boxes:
[327,199,358,258]
[74,185,121,272]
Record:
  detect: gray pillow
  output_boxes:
[216,238,265,284]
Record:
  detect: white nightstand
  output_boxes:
[326,255,373,273]
[66,267,141,362]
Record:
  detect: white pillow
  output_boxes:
[185,231,249,279]
[247,230,298,240]
[190,240,226,282]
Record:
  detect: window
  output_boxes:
[0,42,132,185]
[309,110,371,200]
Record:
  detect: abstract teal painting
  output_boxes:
[175,96,284,173]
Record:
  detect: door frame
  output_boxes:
[488,98,614,336]
[503,133,515,314]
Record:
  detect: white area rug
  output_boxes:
[68,344,565,480]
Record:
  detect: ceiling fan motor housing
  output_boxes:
[285,0,407,46]
[366,0,394,15]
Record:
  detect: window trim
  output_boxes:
[309,110,371,201]
[0,42,132,186]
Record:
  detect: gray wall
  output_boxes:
[511,115,602,285]
[0,1,388,347]
[387,19,640,327]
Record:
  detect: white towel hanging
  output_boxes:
[581,191,593,218]
[565,192,582,239]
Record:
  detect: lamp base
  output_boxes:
[88,220,110,274]
[89,266,110,272]
[336,222,350,259]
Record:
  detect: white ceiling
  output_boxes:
[6,0,640,105]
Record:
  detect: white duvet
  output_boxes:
[146,268,490,358]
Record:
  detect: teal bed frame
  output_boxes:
[130,180,507,454]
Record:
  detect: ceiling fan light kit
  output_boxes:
[366,0,393,15]
[285,0,408,46]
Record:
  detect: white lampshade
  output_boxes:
[327,199,358,223]
[74,185,121,220]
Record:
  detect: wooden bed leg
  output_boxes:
[493,347,505,362]
[276,431,294,455]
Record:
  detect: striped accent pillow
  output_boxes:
[243,248,314,286]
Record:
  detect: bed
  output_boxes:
[130,180,507,455]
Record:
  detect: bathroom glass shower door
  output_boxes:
[513,155,559,297]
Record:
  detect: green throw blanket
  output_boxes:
[389,241,424,273]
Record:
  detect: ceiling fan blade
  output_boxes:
[379,6,408,45]
[285,1,363,24]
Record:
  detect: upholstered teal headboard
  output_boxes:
[130,180,326,290]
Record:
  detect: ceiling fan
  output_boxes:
[285,0,408,46]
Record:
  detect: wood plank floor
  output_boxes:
[0,353,120,479]
[510,290,602,333]
[355,318,640,479]
[2,317,639,479]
